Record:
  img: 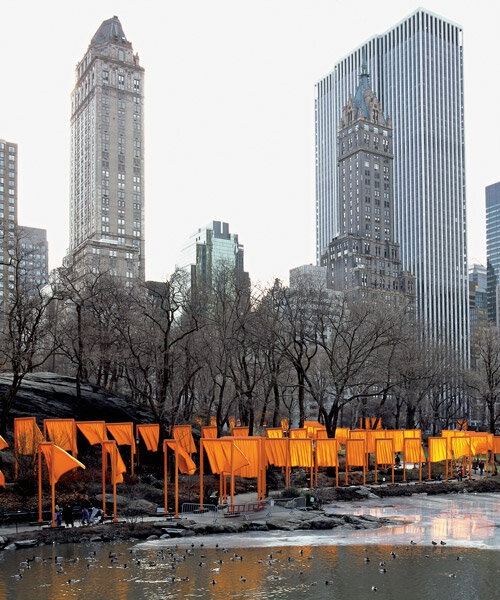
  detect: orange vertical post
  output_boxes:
[219,472,223,504]
[345,443,349,486]
[112,447,118,523]
[230,440,235,506]
[130,445,134,476]
[50,444,55,527]
[445,438,448,481]
[403,440,406,482]
[174,441,179,518]
[163,440,168,514]
[38,446,43,523]
[199,439,204,510]
[286,437,291,488]
[102,444,107,516]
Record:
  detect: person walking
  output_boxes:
[479,460,484,476]
[63,503,74,528]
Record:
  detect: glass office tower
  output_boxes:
[315,8,468,361]
[486,182,500,324]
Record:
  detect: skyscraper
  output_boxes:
[315,8,468,359]
[486,182,500,324]
[0,139,18,317]
[68,16,145,283]
[320,64,414,304]
[178,221,249,297]
[468,263,487,332]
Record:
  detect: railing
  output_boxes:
[181,496,307,522]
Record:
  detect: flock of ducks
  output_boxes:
[8,538,463,592]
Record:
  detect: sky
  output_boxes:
[0,0,496,285]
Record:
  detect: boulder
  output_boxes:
[4,543,17,550]
[15,539,38,547]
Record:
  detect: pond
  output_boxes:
[0,493,498,599]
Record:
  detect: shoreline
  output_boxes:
[0,478,498,550]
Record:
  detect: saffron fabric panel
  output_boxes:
[231,427,250,437]
[428,437,448,463]
[14,417,43,455]
[0,470,4,487]
[103,441,127,484]
[203,439,249,475]
[231,438,261,478]
[0,435,8,451]
[290,429,307,439]
[40,443,85,484]
[346,439,365,467]
[404,438,426,463]
[451,436,470,459]
[469,433,491,455]
[265,428,284,439]
[201,426,218,439]
[137,424,160,452]
[375,438,394,465]
[389,430,405,453]
[77,421,107,445]
[315,439,340,467]
[265,439,288,467]
[334,428,350,446]
[281,418,289,431]
[107,423,136,453]
[289,439,313,467]
[165,441,196,475]
[45,419,77,455]
[172,425,197,454]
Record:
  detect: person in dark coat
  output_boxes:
[63,504,74,527]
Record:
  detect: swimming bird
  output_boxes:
[288,557,295,562]
[326,580,334,585]
[371,586,377,592]
[67,579,76,585]
[199,562,206,567]
[432,541,438,546]
[410,540,417,545]
[12,574,22,580]
[449,573,456,578]
[211,579,217,585]
[240,576,246,582]
[379,562,386,567]
[440,540,447,545]
[379,568,387,573]
[211,568,220,573]
[364,557,370,563]
[87,564,96,569]
[456,556,463,561]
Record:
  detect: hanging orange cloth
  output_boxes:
[289,439,313,467]
[107,423,136,453]
[0,470,4,487]
[210,416,217,426]
[280,418,289,431]
[265,438,288,467]
[315,429,328,439]
[229,417,236,428]
[0,435,8,451]
[202,426,218,438]
[334,428,350,446]
[44,419,78,455]
[404,429,422,439]
[230,438,260,478]
[265,428,283,438]
[304,421,322,438]
[388,430,405,453]
[375,438,395,465]
[172,425,197,454]
[469,433,489,455]
[103,441,127,484]
[451,436,471,459]
[315,439,340,467]
[457,419,468,431]
[14,417,43,455]
[346,439,365,467]
[137,424,160,452]
[77,421,107,445]
[165,441,197,475]
[404,438,426,463]
[289,428,307,439]
[494,436,500,454]
[40,443,85,484]
[203,439,249,474]
[428,437,448,463]
[231,426,250,437]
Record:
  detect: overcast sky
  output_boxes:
[0,0,495,285]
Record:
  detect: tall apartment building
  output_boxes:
[0,140,18,315]
[468,263,487,333]
[315,9,468,360]
[67,16,145,283]
[320,64,414,304]
[178,221,249,296]
[18,226,49,291]
[486,182,500,324]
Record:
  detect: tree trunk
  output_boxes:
[272,382,280,427]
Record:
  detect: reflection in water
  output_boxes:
[0,494,498,599]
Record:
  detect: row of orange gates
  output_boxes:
[0,418,499,528]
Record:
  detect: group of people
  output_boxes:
[53,495,104,527]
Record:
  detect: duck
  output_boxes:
[325,580,334,585]
[371,586,377,592]
[410,540,417,545]
[440,540,447,545]
[240,576,247,582]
